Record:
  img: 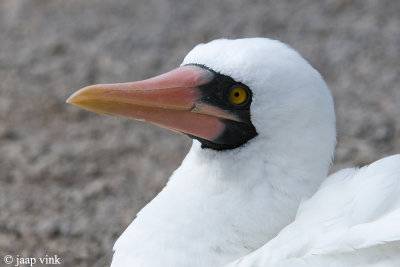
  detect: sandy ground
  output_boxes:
[1,0,399,266]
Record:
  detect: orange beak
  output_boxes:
[67,65,239,141]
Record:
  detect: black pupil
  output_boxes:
[234,92,240,97]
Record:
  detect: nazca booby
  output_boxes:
[67,38,400,267]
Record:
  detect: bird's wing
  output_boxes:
[225,154,400,267]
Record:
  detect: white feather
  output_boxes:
[226,155,400,267]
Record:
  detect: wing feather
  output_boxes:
[225,155,400,267]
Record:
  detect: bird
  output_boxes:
[67,38,400,267]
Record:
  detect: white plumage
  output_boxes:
[69,38,400,267]
[227,155,400,267]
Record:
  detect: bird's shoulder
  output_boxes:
[225,154,400,267]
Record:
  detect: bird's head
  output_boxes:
[68,38,335,171]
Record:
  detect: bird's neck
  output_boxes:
[113,140,331,267]
[165,140,329,260]
[174,140,329,198]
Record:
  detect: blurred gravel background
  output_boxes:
[1,0,399,266]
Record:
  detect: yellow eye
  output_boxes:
[228,87,248,105]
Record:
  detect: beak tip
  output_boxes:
[66,95,73,104]
[66,85,94,106]
[66,91,80,105]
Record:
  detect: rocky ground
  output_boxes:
[1,0,399,266]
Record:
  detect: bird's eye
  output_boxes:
[228,86,249,105]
